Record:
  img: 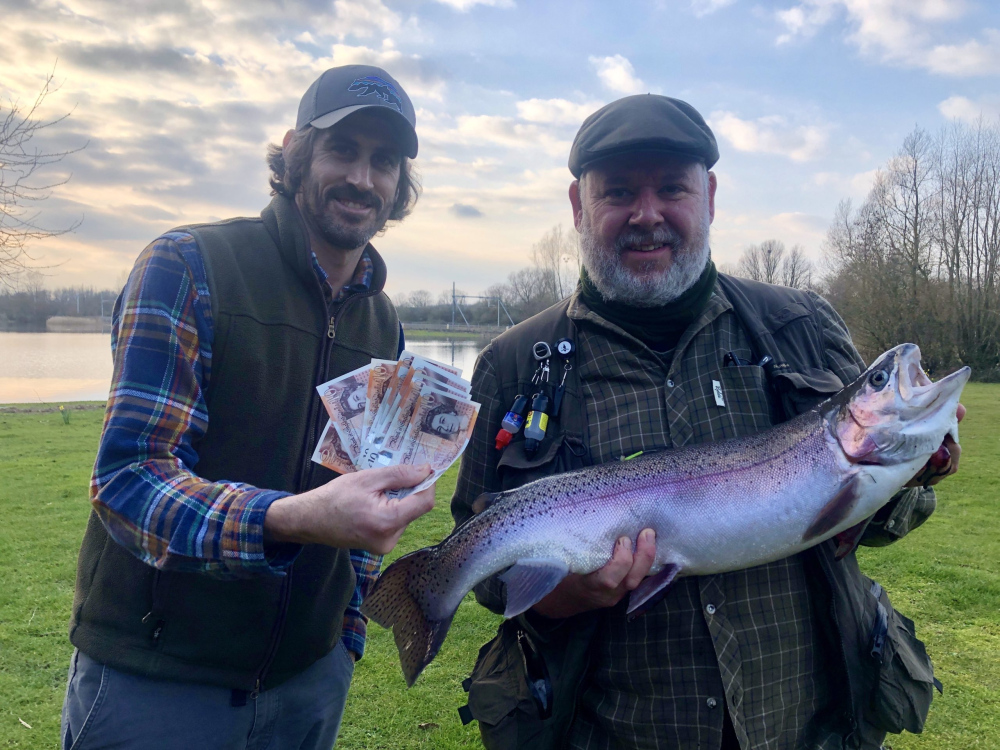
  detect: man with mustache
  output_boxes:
[453,96,960,749]
[61,65,434,749]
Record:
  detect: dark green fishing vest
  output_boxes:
[69,194,400,691]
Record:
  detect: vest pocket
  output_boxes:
[497,435,567,492]
[865,582,940,734]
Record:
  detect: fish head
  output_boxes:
[831,343,970,466]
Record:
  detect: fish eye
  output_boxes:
[869,370,889,389]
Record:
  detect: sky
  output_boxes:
[3,0,1000,300]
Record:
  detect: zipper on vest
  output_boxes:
[327,316,336,339]
[252,570,293,697]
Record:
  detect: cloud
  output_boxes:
[589,54,646,95]
[515,98,602,126]
[938,94,1000,121]
[432,0,515,10]
[774,0,1000,76]
[710,111,830,161]
[811,168,878,198]
[691,0,737,17]
[330,0,403,39]
[450,203,484,217]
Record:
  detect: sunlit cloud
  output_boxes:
[710,111,830,162]
[589,54,646,95]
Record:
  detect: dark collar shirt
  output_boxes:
[453,283,868,750]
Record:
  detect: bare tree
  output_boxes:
[396,289,432,308]
[531,224,580,300]
[1,72,83,288]
[737,239,784,285]
[780,245,813,289]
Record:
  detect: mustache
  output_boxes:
[324,184,384,212]
[614,226,683,253]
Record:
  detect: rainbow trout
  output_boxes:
[362,344,969,686]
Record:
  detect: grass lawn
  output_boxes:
[0,386,997,748]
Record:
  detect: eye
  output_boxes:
[869,370,889,389]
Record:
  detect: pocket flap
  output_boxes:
[889,611,935,685]
[497,434,565,472]
[466,628,529,726]
[773,367,845,395]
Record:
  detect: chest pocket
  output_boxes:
[716,365,775,436]
[498,435,571,492]
[771,367,846,417]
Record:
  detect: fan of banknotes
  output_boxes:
[312,351,481,499]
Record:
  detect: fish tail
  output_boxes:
[361,547,455,687]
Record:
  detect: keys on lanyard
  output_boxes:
[523,342,553,458]
[551,338,574,418]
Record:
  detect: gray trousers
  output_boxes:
[61,642,354,750]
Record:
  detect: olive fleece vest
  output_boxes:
[69,194,400,691]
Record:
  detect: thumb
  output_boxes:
[365,463,433,491]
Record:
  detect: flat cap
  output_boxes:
[568,94,718,177]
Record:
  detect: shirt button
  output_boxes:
[667,379,675,387]
[706,697,718,708]
[706,603,716,615]
[886,519,895,529]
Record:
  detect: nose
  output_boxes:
[345,159,374,191]
[628,188,665,231]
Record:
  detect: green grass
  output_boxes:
[400,329,492,341]
[0,389,997,748]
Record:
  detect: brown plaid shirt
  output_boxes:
[453,283,870,750]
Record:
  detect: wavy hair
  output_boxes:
[265,126,419,222]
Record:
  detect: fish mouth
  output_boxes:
[895,344,970,442]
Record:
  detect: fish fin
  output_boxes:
[500,558,569,618]
[833,516,874,560]
[626,563,681,619]
[802,477,861,543]
[471,491,502,515]
[360,548,455,687]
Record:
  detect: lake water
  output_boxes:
[0,332,485,404]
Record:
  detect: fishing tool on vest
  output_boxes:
[495,394,530,451]
[523,342,553,458]
[551,337,575,419]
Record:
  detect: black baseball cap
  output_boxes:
[296,65,418,158]
[568,94,718,177]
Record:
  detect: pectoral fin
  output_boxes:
[626,563,681,619]
[500,558,569,618]
[803,477,861,543]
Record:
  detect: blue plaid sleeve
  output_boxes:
[90,232,299,578]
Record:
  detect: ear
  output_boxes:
[569,179,584,231]
[707,171,718,225]
[282,128,295,149]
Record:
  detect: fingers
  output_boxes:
[388,484,437,527]
[363,463,434,492]
[956,403,967,422]
[589,536,635,590]
[622,529,656,590]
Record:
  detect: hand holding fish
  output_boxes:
[532,529,657,619]
[905,403,965,488]
[264,463,436,554]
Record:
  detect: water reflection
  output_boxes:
[0,332,489,404]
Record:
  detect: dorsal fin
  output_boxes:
[471,491,503,515]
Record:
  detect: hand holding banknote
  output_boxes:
[264,464,436,554]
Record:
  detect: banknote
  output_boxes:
[311,354,480,497]
[387,388,480,498]
[363,359,396,442]
[311,420,357,475]
[317,363,371,461]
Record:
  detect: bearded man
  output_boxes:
[452,95,961,750]
[61,65,436,749]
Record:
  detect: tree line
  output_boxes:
[0,277,119,330]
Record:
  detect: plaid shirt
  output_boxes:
[453,284,866,749]
[91,230,382,659]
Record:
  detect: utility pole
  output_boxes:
[451,281,456,327]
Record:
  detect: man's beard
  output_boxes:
[302,181,393,250]
[579,211,711,307]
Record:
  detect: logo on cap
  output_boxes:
[348,76,403,113]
